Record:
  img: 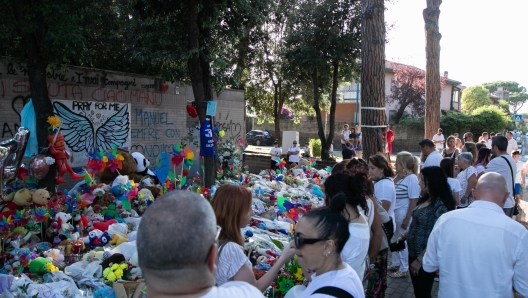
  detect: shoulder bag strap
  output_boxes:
[500,156,515,195]
[312,286,355,298]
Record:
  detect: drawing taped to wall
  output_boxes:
[52,99,131,167]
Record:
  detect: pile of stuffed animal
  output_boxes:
[0,151,157,294]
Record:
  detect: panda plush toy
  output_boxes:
[131,152,159,185]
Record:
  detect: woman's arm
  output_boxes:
[368,202,383,262]
[381,200,391,214]
[454,191,460,206]
[232,242,296,292]
[462,174,477,203]
[402,199,418,230]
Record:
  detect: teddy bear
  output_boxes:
[31,188,50,207]
[82,249,105,262]
[101,203,119,220]
[109,234,128,246]
[101,252,125,270]
[98,148,144,184]
[135,188,155,215]
[131,152,159,185]
[0,188,32,212]
[44,248,65,266]
[128,251,142,280]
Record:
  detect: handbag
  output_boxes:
[389,241,406,252]
[501,156,519,215]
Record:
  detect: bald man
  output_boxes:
[137,191,263,297]
[422,173,528,298]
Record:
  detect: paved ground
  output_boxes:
[386,253,439,298]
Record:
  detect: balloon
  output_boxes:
[186,104,198,118]
[30,154,50,180]
[0,127,30,196]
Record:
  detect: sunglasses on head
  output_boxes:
[294,234,328,248]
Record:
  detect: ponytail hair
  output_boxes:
[302,206,350,252]
[324,172,369,216]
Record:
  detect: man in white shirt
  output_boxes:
[432,128,445,151]
[423,173,528,298]
[482,132,492,149]
[511,150,528,205]
[484,135,517,216]
[138,191,264,298]
[269,141,282,170]
[462,132,474,143]
[341,124,351,150]
[419,139,443,168]
[287,140,301,167]
[507,131,519,154]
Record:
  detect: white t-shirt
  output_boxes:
[340,220,370,281]
[423,150,443,168]
[394,174,421,210]
[485,154,517,208]
[201,281,264,297]
[474,164,485,174]
[341,130,351,144]
[288,146,301,163]
[374,178,396,220]
[507,138,518,154]
[216,242,252,286]
[516,160,526,184]
[485,139,492,149]
[300,264,365,298]
[270,147,282,160]
[447,177,461,195]
[432,134,445,150]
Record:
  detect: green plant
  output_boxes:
[309,138,322,158]
[440,111,472,136]
[470,106,511,137]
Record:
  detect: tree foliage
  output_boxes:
[482,81,528,114]
[386,63,445,124]
[284,0,361,159]
[461,85,491,113]
[441,106,510,137]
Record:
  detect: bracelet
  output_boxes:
[416,256,423,264]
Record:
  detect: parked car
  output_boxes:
[246,130,274,146]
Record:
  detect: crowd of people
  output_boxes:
[136,128,528,298]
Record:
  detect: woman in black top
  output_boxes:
[442,135,459,160]
[397,166,455,298]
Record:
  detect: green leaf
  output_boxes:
[269,236,284,250]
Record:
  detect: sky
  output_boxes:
[385,0,528,112]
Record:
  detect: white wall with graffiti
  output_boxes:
[0,62,245,176]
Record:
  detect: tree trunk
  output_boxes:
[312,69,329,160]
[187,0,215,188]
[11,0,56,192]
[326,61,339,158]
[423,0,442,139]
[360,0,386,161]
[393,101,408,124]
[273,80,283,145]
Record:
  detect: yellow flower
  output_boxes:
[47,116,61,128]
[115,269,123,278]
[107,272,117,282]
[103,268,111,278]
[44,262,58,272]
[111,264,119,270]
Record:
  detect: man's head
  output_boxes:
[292,140,298,147]
[305,142,309,147]
[507,131,513,140]
[473,172,510,207]
[273,141,278,147]
[419,139,435,156]
[387,124,391,130]
[463,132,474,142]
[491,135,508,156]
[490,132,496,139]
[437,128,443,135]
[512,150,521,162]
[343,124,349,130]
[138,191,218,295]
[453,133,459,138]
[345,142,350,148]
[482,132,489,140]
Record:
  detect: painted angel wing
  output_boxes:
[53,102,95,152]
[94,104,130,152]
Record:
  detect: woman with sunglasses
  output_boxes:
[211,185,296,291]
[294,200,365,298]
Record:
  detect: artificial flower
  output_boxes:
[47,116,61,128]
